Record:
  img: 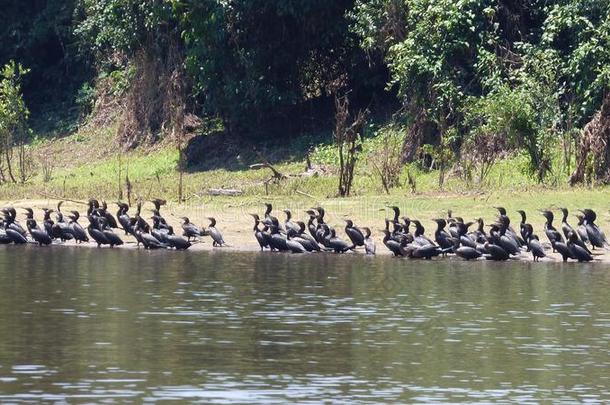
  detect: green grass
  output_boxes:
[1,120,608,235]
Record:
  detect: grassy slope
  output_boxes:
[1,123,609,238]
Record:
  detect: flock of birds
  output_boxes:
[248,204,608,262]
[1,199,608,262]
[0,199,224,250]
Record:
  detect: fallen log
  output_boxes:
[207,188,244,196]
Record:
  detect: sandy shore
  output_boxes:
[2,198,610,263]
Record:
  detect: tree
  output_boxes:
[178,0,371,138]
[0,61,31,184]
[334,93,368,196]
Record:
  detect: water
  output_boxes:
[0,245,609,403]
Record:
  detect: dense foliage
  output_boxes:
[1,0,610,185]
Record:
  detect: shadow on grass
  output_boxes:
[184,130,335,173]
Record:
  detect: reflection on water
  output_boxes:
[0,245,609,402]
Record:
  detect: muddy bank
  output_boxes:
[2,198,609,263]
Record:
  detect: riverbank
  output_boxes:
[3,189,610,262]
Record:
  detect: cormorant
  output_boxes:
[283,210,301,234]
[99,217,123,247]
[484,242,509,261]
[100,201,118,229]
[68,211,89,243]
[432,218,458,253]
[411,220,435,246]
[455,246,482,261]
[181,217,203,241]
[580,209,608,249]
[2,207,26,237]
[575,214,589,244]
[268,222,289,251]
[382,229,405,257]
[116,203,134,235]
[249,214,271,251]
[516,210,530,243]
[567,231,593,262]
[166,234,192,250]
[363,227,376,255]
[87,216,110,247]
[42,208,55,237]
[559,208,575,241]
[541,210,564,249]
[206,217,225,247]
[496,217,521,255]
[305,210,319,242]
[552,239,574,262]
[136,228,167,250]
[523,224,545,262]
[324,227,352,253]
[293,221,321,252]
[495,207,525,246]
[411,244,443,260]
[344,219,365,249]
[286,229,307,253]
[24,208,52,246]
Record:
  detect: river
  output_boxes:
[0,246,609,402]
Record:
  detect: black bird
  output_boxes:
[151,216,171,243]
[580,209,608,250]
[264,203,281,232]
[382,230,405,257]
[455,246,482,261]
[567,231,593,262]
[137,229,167,250]
[496,217,521,256]
[432,218,458,253]
[166,234,192,250]
[100,201,118,229]
[575,214,589,244]
[268,222,289,252]
[68,211,89,243]
[411,220,435,246]
[134,201,151,234]
[363,227,376,255]
[553,239,574,262]
[116,203,134,235]
[410,244,443,260]
[516,210,530,243]
[344,219,365,249]
[54,201,76,240]
[559,208,575,241]
[42,208,55,237]
[87,216,110,247]
[324,227,352,253]
[2,207,27,237]
[388,206,401,225]
[283,210,301,234]
[99,217,124,247]
[24,208,52,246]
[249,214,270,251]
[305,210,320,242]
[181,217,203,241]
[293,221,321,252]
[495,207,525,246]
[5,228,27,244]
[523,224,545,262]
[484,242,509,261]
[286,229,307,253]
[541,210,564,249]
[87,199,100,217]
[206,217,225,247]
